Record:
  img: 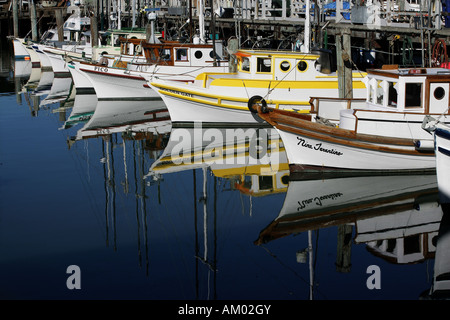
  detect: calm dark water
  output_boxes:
[1,37,449,302]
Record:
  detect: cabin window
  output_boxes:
[388,82,398,107]
[257,57,272,73]
[160,48,171,61]
[376,80,383,105]
[434,86,446,100]
[405,83,423,108]
[280,61,290,72]
[297,60,308,72]
[386,239,396,253]
[258,176,273,190]
[241,57,250,72]
[194,50,203,59]
[176,48,188,61]
[404,235,421,255]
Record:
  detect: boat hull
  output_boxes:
[79,64,158,101]
[257,107,439,173]
[12,38,30,60]
[435,124,450,203]
[277,127,436,173]
[156,90,267,125]
[68,63,95,95]
[150,73,367,125]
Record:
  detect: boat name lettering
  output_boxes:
[160,87,193,98]
[297,137,343,156]
[297,192,343,210]
[94,66,109,73]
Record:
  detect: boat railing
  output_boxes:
[309,96,366,122]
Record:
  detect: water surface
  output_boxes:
[1,39,448,301]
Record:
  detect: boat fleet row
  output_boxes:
[10,33,450,298]
[11,27,450,206]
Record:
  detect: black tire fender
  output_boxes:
[248,95,267,113]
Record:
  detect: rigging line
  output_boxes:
[242,80,250,98]
[67,139,107,237]
[255,244,313,299]
[262,53,311,100]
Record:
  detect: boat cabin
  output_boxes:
[310,65,450,124]
[363,66,450,114]
[234,49,334,81]
[118,38,227,67]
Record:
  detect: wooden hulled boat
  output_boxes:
[256,66,450,173]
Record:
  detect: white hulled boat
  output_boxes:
[74,40,229,102]
[423,117,450,203]
[148,48,367,125]
[256,65,450,173]
[11,37,31,60]
[435,124,450,203]
[31,45,53,71]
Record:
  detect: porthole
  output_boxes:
[281,174,290,185]
[280,61,290,72]
[194,50,203,59]
[297,60,308,72]
[209,50,215,58]
[434,86,445,100]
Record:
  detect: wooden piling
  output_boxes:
[30,1,38,41]
[12,0,18,37]
[55,9,64,42]
[337,27,353,99]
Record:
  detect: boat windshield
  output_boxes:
[404,83,423,108]
[368,78,399,108]
[256,57,271,73]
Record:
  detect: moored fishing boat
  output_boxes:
[11,37,31,60]
[435,124,450,203]
[148,48,367,125]
[74,40,228,102]
[423,117,450,203]
[256,65,450,173]
[30,45,53,71]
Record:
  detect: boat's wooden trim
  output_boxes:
[257,107,433,156]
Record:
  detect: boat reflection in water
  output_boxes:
[146,125,290,199]
[66,97,173,271]
[256,172,450,299]
[70,99,171,141]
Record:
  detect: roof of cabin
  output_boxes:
[367,66,450,78]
